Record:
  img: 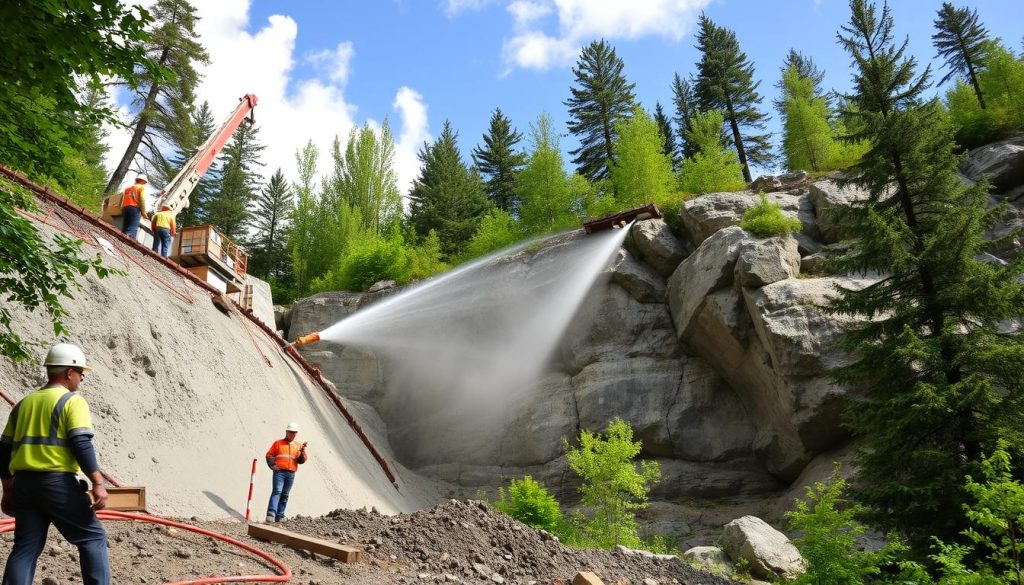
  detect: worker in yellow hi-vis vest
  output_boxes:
[150,204,177,258]
[0,343,110,585]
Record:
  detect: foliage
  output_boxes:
[106,0,209,194]
[517,114,583,235]
[472,108,527,214]
[495,476,564,534]
[404,230,449,282]
[741,194,802,237]
[565,40,637,182]
[327,120,403,237]
[932,2,990,108]
[0,0,160,184]
[775,49,828,113]
[165,100,221,228]
[564,418,661,549]
[780,65,838,172]
[652,102,678,170]
[311,230,448,293]
[677,110,747,194]
[0,182,116,362]
[830,0,1024,552]
[463,209,523,260]
[247,169,292,282]
[671,73,699,160]
[289,140,321,296]
[944,40,1024,148]
[205,120,264,240]
[408,120,491,260]
[694,13,772,182]
[610,106,677,207]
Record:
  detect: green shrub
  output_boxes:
[462,209,522,261]
[494,476,563,533]
[564,418,661,549]
[741,194,802,237]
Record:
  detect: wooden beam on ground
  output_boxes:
[106,486,146,512]
[247,523,362,563]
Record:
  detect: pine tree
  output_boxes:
[677,110,746,194]
[652,102,678,170]
[408,120,491,259]
[565,40,636,182]
[933,2,990,109]
[779,65,835,171]
[694,14,772,182]
[247,169,292,281]
[671,73,699,159]
[63,82,113,212]
[774,49,827,116]
[105,0,209,194]
[472,108,527,214]
[172,101,220,228]
[830,0,1024,551]
[206,121,264,241]
[610,106,676,206]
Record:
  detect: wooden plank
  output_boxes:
[247,523,362,563]
[106,486,146,512]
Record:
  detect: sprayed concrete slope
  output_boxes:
[0,217,440,519]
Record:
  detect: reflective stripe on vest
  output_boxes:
[122,184,144,208]
[10,392,74,450]
[273,442,300,472]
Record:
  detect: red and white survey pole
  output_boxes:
[244,458,257,523]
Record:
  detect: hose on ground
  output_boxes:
[0,512,292,584]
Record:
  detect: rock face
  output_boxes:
[679,191,820,249]
[629,219,689,276]
[722,516,805,580]
[961,132,1024,196]
[808,179,869,243]
[750,171,809,193]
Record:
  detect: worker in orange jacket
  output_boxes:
[150,205,176,258]
[119,174,149,238]
[264,422,308,523]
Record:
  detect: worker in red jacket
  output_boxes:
[264,422,308,523]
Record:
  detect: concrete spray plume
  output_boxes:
[298,225,635,465]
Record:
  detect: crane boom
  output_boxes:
[156,94,258,215]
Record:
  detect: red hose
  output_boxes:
[0,512,292,584]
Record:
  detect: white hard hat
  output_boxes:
[43,343,92,371]
[136,173,148,183]
[286,422,300,432]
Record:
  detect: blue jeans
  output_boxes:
[152,227,172,257]
[266,470,295,521]
[2,472,109,585]
[121,205,141,238]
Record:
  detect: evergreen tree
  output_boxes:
[694,14,772,182]
[933,2,990,109]
[408,120,490,259]
[105,0,209,194]
[652,102,678,170]
[565,40,636,182]
[774,49,827,116]
[610,106,676,206]
[63,82,113,212]
[671,73,699,159]
[172,101,220,228]
[206,121,264,241]
[247,169,292,281]
[472,108,527,214]
[677,110,746,193]
[517,114,579,235]
[831,0,1024,552]
[779,65,835,171]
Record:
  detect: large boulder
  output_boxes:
[722,516,806,580]
[735,236,801,288]
[668,226,751,337]
[961,132,1024,195]
[680,191,819,248]
[609,249,666,303]
[629,218,689,276]
[750,171,810,193]
[808,180,870,243]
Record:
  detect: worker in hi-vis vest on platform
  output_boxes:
[265,422,308,523]
[150,204,176,258]
[0,343,110,585]
[120,173,149,238]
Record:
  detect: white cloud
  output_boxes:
[500,0,712,72]
[444,0,496,17]
[393,87,430,199]
[104,0,429,197]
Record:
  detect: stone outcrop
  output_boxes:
[961,132,1024,196]
[750,171,810,193]
[629,218,689,276]
[808,179,869,243]
[735,236,801,288]
[722,516,805,580]
[679,191,820,253]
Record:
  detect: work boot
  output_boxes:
[265,515,274,523]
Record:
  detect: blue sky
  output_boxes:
[107,0,1023,192]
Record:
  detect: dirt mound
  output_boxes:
[0,500,737,584]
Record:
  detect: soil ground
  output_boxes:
[0,500,738,584]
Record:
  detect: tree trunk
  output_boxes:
[104,48,170,194]
[724,92,752,183]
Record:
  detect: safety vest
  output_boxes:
[266,439,306,472]
[1,386,94,474]
[121,184,147,212]
[152,210,176,233]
